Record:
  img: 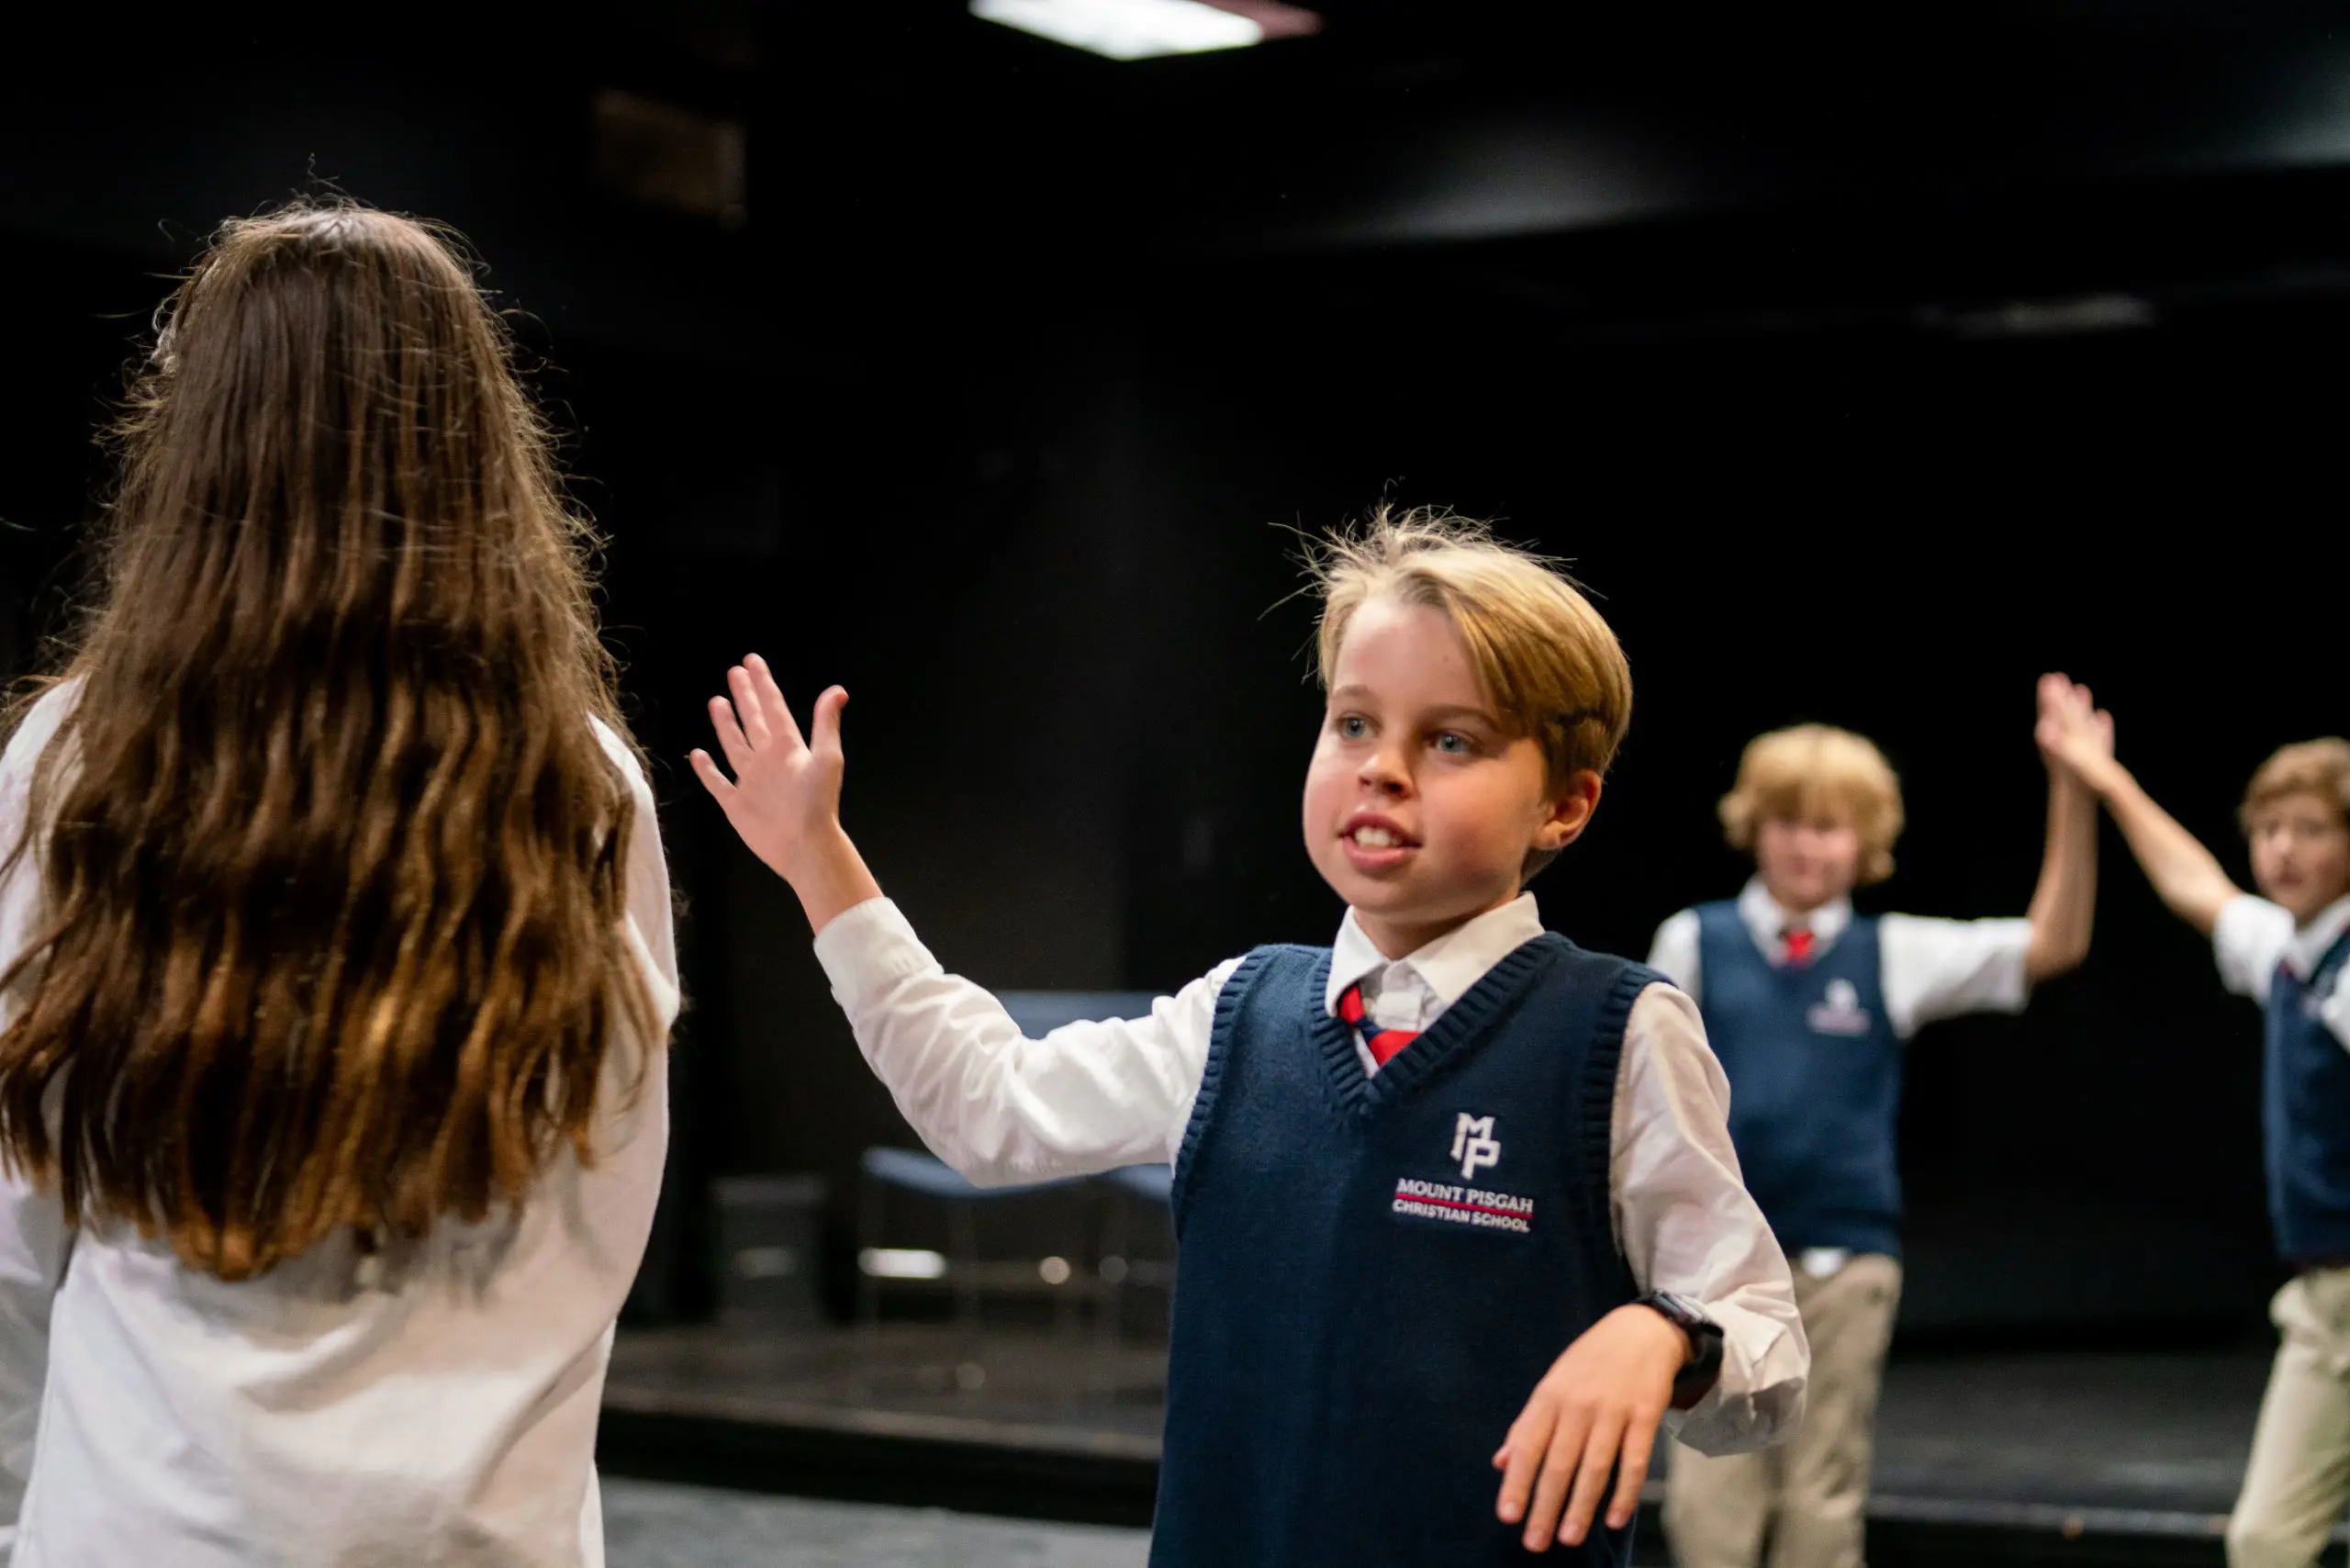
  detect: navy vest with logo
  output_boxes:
[1153,935,1651,1568]
[2265,928,2350,1263]
[1695,901,1903,1259]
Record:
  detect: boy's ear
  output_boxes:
[1535,770,1604,852]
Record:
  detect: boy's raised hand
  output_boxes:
[1492,1304,1687,1552]
[2034,672,2118,792]
[690,654,881,930]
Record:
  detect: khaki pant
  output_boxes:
[2228,1268,2350,1568]
[1664,1253,1902,1568]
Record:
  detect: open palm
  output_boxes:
[689,654,849,882]
[2033,672,2116,787]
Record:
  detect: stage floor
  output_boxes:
[600,1326,2344,1566]
[604,1480,1147,1568]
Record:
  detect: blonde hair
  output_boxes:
[1310,506,1631,882]
[2241,738,2350,834]
[1718,724,1905,885]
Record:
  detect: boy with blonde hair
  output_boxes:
[1652,693,2103,1568]
[691,509,1808,1565]
[2037,715,2350,1568]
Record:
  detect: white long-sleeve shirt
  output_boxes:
[1645,878,2035,1040]
[2213,891,2350,1046]
[813,890,1809,1454]
[0,689,680,1568]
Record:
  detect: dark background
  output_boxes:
[3,3,2344,1339]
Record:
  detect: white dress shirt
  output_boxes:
[1645,877,2035,1040]
[2214,892,2350,1049]
[812,890,1808,1454]
[0,689,681,1568]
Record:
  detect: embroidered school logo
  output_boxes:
[1807,978,1873,1036]
[1451,1113,1501,1179]
[1392,1176,1535,1234]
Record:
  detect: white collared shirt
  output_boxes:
[812,891,1807,1456]
[2213,892,2350,1049]
[0,690,682,1567]
[1645,878,2034,1041]
[1327,897,1551,1071]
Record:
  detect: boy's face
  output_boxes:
[1302,598,1596,959]
[2248,790,2350,925]
[1754,811,1862,914]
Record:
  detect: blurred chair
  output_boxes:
[854,1146,1097,1392]
[854,991,1170,1395]
[709,1174,827,1332]
[1097,1163,1178,1373]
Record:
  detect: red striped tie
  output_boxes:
[1338,981,1420,1066]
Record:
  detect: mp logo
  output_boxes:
[1807,978,1873,1037]
[1451,1113,1501,1179]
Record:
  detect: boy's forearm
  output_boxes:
[786,825,885,935]
[2024,767,2098,981]
[2092,761,2240,936]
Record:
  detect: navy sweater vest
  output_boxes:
[1695,902,1904,1260]
[2265,929,2350,1263]
[1153,935,1652,1568]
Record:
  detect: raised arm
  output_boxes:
[691,655,1217,1182]
[2036,676,2241,936]
[689,655,880,936]
[2022,675,2102,982]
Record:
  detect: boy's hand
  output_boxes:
[2033,672,2118,792]
[690,655,878,927]
[1492,1304,1685,1552]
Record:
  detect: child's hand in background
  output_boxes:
[691,655,879,929]
[1493,1304,1686,1552]
[2034,672,2118,792]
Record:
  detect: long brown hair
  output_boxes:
[0,201,659,1280]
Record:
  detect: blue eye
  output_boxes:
[1337,714,1370,740]
[1434,733,1472,755]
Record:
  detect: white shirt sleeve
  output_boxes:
[1875,913,2034,1039]
[2213,894,2296,1005]
[0,690,76,1558]
[0,1176,64,1562]
[1645,910,1703,1002]
[1610,982,1807,1454]
[594,722,683,1038]
[811,898,1234,1183]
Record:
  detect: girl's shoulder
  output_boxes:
[0,678,83,788]
[587,714,654,802]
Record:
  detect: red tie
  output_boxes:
[1783,927,1815,966]
[1337,982,1420,1066]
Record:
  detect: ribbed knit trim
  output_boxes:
[1322,934,1569,1118]
[1170,945,1295,1227]
[1579,962,1663,1271]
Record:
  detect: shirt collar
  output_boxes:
[2284,893,2350,980]
[1326,892,1548,1016]
[1738,876,1852,953]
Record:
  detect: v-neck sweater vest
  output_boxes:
[1695,900,1902,1259]
[1154,934,1651,1568]
[2266,928,2350,1263]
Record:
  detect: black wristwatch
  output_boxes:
[1637,1290,1726,1409]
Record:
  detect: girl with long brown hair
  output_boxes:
[0,202,677,1566]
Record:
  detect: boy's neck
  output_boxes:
[2285,887,2350,932]
[1353,890,1523,962]
[1756,879,1851,923]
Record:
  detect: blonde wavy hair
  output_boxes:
[0,202,659,1280]
[2241,738,2350,834]
[1309,506,1632,881]
[1718,724,1905,884]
